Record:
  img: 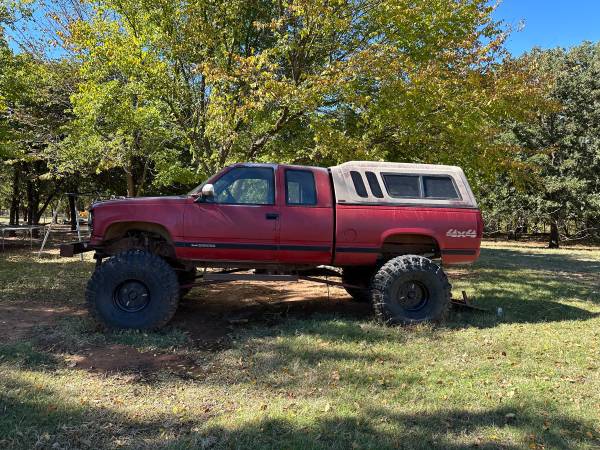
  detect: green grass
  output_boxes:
[0,243,599,449]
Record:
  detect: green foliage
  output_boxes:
[0,39,78,221]
[482,43,600,243]
[48,0,545,194]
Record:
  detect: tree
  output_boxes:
[483,43,600,247]
[56,17,177,197]
[47,0,544,195]
[0,50,77,225]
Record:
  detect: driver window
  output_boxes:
[212,167,275,205]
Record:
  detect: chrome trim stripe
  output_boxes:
[175,242,330,252]
[175,242,477,256]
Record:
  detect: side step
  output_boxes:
[203,273,298,282]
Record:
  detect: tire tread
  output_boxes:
[371,255,451,325]
[85,250,179,329]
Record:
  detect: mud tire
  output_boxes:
[86,250,179,330]
[371,255,451,325]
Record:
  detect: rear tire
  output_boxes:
[341,267,374,302]
[371,255,451,325]
[86,250,180,330]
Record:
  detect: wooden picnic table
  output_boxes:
[0,225,46,251]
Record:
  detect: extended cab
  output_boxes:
[64,161,482,329]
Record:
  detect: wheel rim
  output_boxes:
[114,280,150,313]
[396,280,429,311]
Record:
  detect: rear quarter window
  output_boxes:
[423,176,460,199]
[350,171,369,198]
[365,171,384,198]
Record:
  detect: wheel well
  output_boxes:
[104,222,173,243]
[381,234,440,259]
[102,222,176,259]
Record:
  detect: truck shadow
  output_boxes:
[174,246,600,334]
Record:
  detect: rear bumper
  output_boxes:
[441,247,480,265]
[60,241,95,257]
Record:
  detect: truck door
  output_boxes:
[277,167,334,264]
[181,166,279,262]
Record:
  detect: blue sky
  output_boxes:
[6,1,600,58]
[494,0,600,55]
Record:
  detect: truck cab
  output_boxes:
[179,163,334,265]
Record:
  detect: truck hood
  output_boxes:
[91,195,190,209]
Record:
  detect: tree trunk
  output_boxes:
[26,178,34,225]
[549,221,560,249]
[587,217,598,240]
[9,165,20,226]
[26,175,41,237]
[68,194,77,231]
[126,164,136,197]
[52,203,59,224]
[35,190,57,224]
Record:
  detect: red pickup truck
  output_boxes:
[62,161,482,330]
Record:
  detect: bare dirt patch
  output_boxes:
[68,344,200,376]
[65,281,367,375]
[1,277,368,375]
[0,302,84,343]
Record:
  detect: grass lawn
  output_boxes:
[0,241,599,449]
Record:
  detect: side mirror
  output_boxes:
[200,183,215,200]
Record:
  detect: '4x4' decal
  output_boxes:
[446,229,477,238]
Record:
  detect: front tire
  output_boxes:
[371,255,451,325]
[86,250,180,330]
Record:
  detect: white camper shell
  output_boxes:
[329,161,478,209]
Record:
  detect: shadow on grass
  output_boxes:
[2,371,597,449]
[185,406,599,450]
[0,244,598,359]
[1,246,599,449]
[447,246,600,328]
[0,342,58,369]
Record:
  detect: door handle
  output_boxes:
[265,213,279,220]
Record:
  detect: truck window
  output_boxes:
[365,171,384,198]
[286,169,317,205]
[350,171,368,198]
[423,176,460,199]
[382,174,421,198]
[213,167,275,205]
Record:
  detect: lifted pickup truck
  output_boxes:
[62,161,482,329]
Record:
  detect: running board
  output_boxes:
[203,273,299,282]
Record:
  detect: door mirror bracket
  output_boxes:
[195,183,215,202]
